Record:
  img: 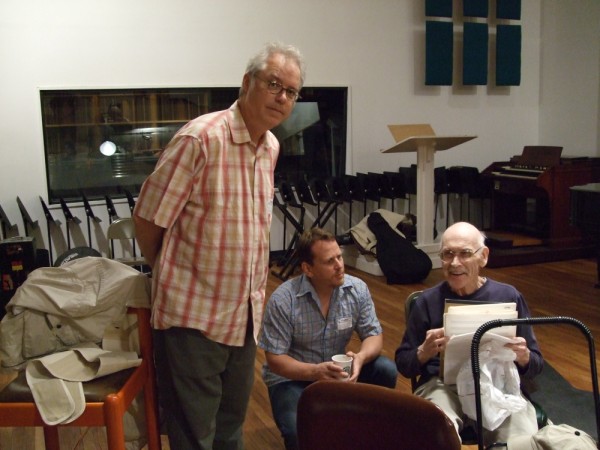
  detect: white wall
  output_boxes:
[0,0,598,259]
[539,1,600,153]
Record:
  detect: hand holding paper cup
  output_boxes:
[332,354,353,380]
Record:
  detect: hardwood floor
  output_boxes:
[1,257,598,449]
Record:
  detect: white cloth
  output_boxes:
[26,344,141,425]
[508,424,597,449]
[456,339,527,430]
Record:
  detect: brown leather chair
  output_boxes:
[296,380,461,450]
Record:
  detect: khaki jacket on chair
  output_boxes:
[0,256,150,369]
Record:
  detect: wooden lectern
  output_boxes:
[382,124,476,268]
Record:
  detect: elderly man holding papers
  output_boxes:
[395,222,543,446]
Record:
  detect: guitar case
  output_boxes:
[367,211,432,284]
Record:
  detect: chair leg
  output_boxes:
[144,374,162,450]
[104,398,126,450]
[43,426,60,450]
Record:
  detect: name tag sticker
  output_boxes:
[337,317,352,330]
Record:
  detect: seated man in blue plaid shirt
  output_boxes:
[258,227,398,450]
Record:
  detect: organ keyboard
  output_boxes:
[490,166,544,179]
[482,146,600,247]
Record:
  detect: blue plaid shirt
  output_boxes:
[258,273,382,387]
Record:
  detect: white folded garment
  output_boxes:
[25,344,141,425]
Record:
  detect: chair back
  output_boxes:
[106,217,147,268]
[107,217,136,240]
[405,291,423,390]
[297,380,461,450]
[405,290,422,319]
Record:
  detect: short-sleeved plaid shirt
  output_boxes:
[135,101,278,346]
[258,273,383,387]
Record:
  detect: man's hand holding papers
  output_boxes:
[442,301,519,384]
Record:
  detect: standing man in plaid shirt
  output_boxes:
[133,42,305,450]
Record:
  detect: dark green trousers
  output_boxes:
[154,324,256,450]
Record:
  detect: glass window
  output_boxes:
[40,87,347,204]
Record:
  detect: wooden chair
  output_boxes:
[0,307,161,450]
[297,380,461,450]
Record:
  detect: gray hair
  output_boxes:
[239,42,306,97]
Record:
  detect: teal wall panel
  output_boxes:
[426,20,454,85]
[463,22,488,85]
[496,24,521,86]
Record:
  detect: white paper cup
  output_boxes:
[332,354,353,380]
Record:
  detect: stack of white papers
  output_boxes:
[443,301,519,384]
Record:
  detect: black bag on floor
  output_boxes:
[367,212,432,284]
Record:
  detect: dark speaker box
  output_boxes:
[0,236,37,319]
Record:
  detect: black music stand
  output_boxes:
[105,195,120,258]
[326,177,353,231]
[307,179,339,230]
[39,196,61,264]
[272,181,341,281]
[0,204,19,240]
[271,183,305,281]
[122,189,141,257]
[16,197,39,237]
[124,189,136,215]
[357,172,382,211]
[59,197,81,250]
[343,175,368,223]
[105,195,120,223]
[81,192,102,248]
